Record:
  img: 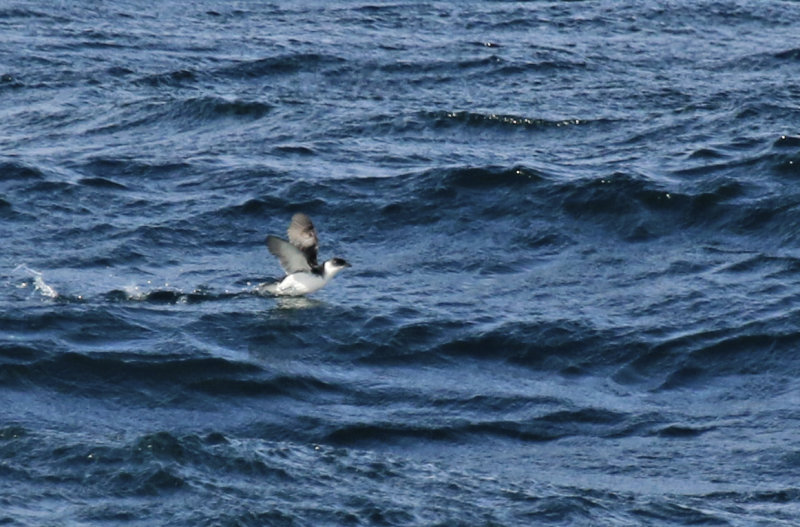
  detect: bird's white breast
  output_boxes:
[274,272,328,296]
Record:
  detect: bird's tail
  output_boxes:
[255,281,279,295]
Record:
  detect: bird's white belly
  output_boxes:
[275,272,327,296]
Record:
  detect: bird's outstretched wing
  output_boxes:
[287,213,319,267]
[266,235,312,273]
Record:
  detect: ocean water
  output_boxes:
[2,1,800,525]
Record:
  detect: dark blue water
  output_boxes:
[3,1,800,525]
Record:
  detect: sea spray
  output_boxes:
[13,265,59,299]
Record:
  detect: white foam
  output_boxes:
[122,284,147,301]
[14,265,59,299]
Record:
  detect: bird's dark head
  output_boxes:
[331,257,351,267]
[323,258,351,278]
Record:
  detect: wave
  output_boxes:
[732,47,800,72]
[189,374,345,399]
[352,310,800,390]
[0,7,57,20]
[104,287,248,305]
[0,72,24,91]
[425,110,591,131]
[77,176,129,190]
[137,52,349,91]
[81,95,271,137]
[322,408,718,450]
[78,157,191,180]
[217,53,345,79]
[272,144,315,156]
[0,422,742,526]
[0,160,46,180]
[774,48,800,61]
[135,69,197,88]
[0,351,261,396]
[345,109,605,139]
[0,343,47,364]
[774,134,800,148]
[2,428,300,507]
[327,167,730,241]
[0,197,15,218]
[168,96,273,121]
[324,407,634,446]
[357,317,643,373]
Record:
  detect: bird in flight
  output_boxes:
[260,213,351,296]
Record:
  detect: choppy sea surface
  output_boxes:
[2,1,800,525]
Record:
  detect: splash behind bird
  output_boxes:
[258,213,351,296]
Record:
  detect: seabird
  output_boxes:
[259,213,351,296]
